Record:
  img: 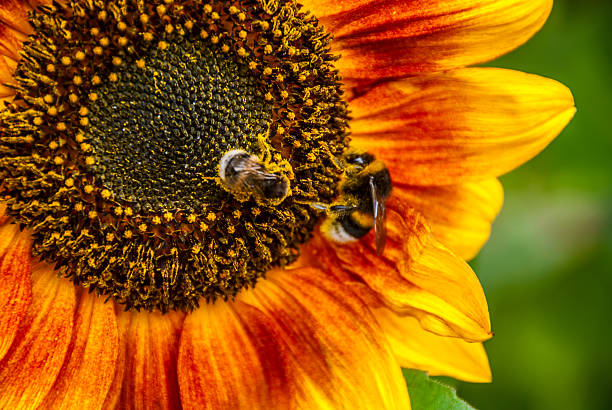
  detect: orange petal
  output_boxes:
[0,264,76,408]
[178,267,410,409]
[302,0,552,81]
[316,200,491,341]
[375,308,491,383]
[39,290,119,409]
[0,21,27,61]
[0,54,18,99]
[101,310,129,410]
[178,300,294,410]
[0,0,34,34]
[394,179,504,260]
[0,228,31,360]
[248,268,410,409]
[104,309,183,409]
[350,68,576,185]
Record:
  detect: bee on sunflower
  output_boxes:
[0,0,574,408]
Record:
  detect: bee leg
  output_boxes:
[323,146,345,172]
[309,202,330,211]
[256,135,272,164]
[308,202,357,215]
[328,204,358,215]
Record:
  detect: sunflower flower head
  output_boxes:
[0,0,574,408]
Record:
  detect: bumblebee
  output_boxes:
[317,151,392,255]
[219,149,290,205]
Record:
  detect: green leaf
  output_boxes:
[403,369,475,410]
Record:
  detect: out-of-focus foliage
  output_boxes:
[451,0,612,409]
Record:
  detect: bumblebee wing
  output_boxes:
[369,176,387,255]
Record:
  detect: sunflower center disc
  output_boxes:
[89,39,270,212]
[0,0,349,312]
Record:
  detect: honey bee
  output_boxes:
[219,149,290,205]
[316,151,392,255]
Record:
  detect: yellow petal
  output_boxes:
[350,68,576,185]
[302,0,552,80]
[316,200,492,341]
[103,310,183,409]
[0,264,76,408]
[394,179,504,260]
[179,267,411,409]
[39,291,119,409]
[376,308,491,383]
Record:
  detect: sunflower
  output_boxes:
[0,0,574,408]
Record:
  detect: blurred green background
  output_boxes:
[451,0,612,408]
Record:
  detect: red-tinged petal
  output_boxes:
[0,21,27,61]
[105,310,183,410]
[375,308,491,383]
[0,0,33,36]
[178,300,294,410]
[0,54,18,99]
[245,268,410,409]
[0,264,75,408]
[302,0,552,81]
[0,229,31,360]
[39,290,119,409]
[179,267,411,409]
[394,179,504,260]
[316,200,491,341]
[350,68,576,185]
